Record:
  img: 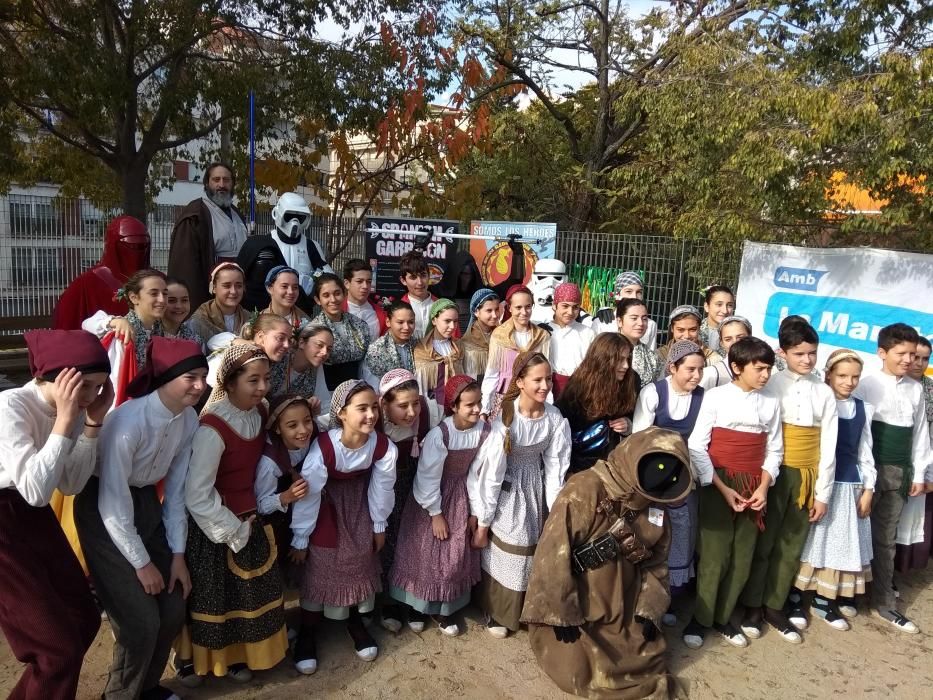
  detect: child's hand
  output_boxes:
[167,554,192,599]
[109,317,134,343]
[745,483,768,512]
[136,562,166,596]
[609,417,630,435]
[307,397,322,417]
[909,483,924,497]
[808,499,828,523]
[471,525,489,549]
[467,515,478,535]
[857,489,873,518]
[431,514,449,541]
[717,484,746,512]
[85,377,114,425]
[289,547,307,565]
[373,532,386,553]
[52,368,84,426]
[280,478,309,506]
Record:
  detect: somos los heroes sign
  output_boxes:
[736,241,933,368]
[365,217,459,298]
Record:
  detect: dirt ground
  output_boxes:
[2,563,931,699]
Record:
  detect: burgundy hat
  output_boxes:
[25,329,110,380]
[443,374,478,416]
[553,282,581,305]
[126,336,207,398]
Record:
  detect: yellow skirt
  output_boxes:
[49,490,88,575]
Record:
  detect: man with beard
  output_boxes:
[168,163,249,309]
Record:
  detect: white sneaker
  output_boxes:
[355,645,379,661]
[295,658,318,675]
[486,618,508,639]
[714,622,749,648]
[438,621,461,637]
[739,622,762,640]
[661,612,678,627]
[873,609,919,634]
[379,616,402,633]
[788,610,809,631]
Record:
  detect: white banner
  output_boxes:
[736,241,933,370]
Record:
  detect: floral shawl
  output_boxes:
[364,331,416,379]
[311,311,370,364]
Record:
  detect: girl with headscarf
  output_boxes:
[615,297,663,389]
[470,352,571,637]
[700,315,752,390]
[388,376,487,637]
[376,369,443,633]
[657,305,723,370]
[187,262,251,343]
[413,298,467,410]
[289,380,397,669]
[175,343,288,687]
[542,282,596,401]
[480,285,551,417]
[310,273,372,418]
[263,265,310,329]
[0,329,112,700]
[460,288,500,382]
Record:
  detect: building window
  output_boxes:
[11,247,61,287]
[8,196,59,238]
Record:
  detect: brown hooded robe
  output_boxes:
[520,427,692,699]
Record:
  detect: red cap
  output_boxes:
[443,374,478,416]
[25,329,110,380]
[125,336,207,398]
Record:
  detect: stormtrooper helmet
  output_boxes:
[271,192,311,244]
[531,258,567,307]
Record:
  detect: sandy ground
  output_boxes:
[2,564,931,699]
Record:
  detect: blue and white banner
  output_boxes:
[736,241,933,369]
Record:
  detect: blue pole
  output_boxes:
[248,90,256,227]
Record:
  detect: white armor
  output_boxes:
[270,192,329,294]
[530,258,568,325]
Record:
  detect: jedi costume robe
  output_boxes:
[521,428,692,700]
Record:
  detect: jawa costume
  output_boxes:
[53,216,150,330]
[521,427,692,699]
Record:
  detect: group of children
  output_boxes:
[1,252,931,700]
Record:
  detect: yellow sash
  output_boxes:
[782,424,820,509]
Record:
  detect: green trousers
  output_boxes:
[740,466,811,611]
[694,474,761,627]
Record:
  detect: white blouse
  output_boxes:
[254,443,311,515]
[687,382,784,486]
[290,429,398,549]
[548,321,595,376]
[185,398,259,553]
[854,372,933,484]
[415,418,488,516]
[837,398,877,490]
[467,401,571,528]
[633,377,696,433]
[699,359,732,391]
[0,381,98,506]
[97,392,197,568]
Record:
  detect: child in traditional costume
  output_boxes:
[342,258,387,340]
[187,262,251,343]
[388,375,486,637]
[255,394,317,586]
[480,285,550,417]
[739,321,837,643]
[362,300,418,387]
[853,323,932,633]
[229,313,293,391]
[263,265,311,329]
[414,298,466,409]
[540,283,595,400]
[0,329,112,700]
[398,250,437,339]
[311,273,371,418]
[289,380,397,669]
[656,305,722,369]
[795,350,875,629]
[611,270,658,349]
[556,333,637,473]
[700,315,752,390]
[377,369,442,632]
[76,336,205,700]
[633,340,706,624]
[521,427,692,699]
[684,337,782,649]
[163,277,197,341]
[176,343,288,686]
[698,285,736,353]
[615,297,662,389]
[268,322,333,399]
[460,288,499,382]
[471,352,571,637]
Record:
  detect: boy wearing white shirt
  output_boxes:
[853,323,932,633]
[683,337,782,649]
[343,259,387,340]
[540,283,595,400]
[75,337,207,699]
[740,322,837,643]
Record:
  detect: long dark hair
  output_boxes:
[557,333,637,421]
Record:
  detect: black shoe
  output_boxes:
[713,621,749,647]
[682,618,707,649]
[763,607,802,643]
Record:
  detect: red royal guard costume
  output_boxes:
[52,216,150,330]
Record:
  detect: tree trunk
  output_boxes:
[121,159,149,221]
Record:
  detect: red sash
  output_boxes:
[708,427,767,530]
[309,432,389,548]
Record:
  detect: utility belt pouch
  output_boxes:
[571,532,619,574]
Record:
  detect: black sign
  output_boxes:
[364,217,460,299]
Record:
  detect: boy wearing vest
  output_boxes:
[739,321,837,643]
[683,337,782,649]
[854,323,932,633]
